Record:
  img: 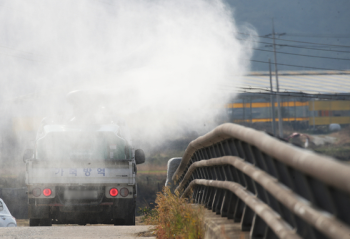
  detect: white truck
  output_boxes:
[23,90,145,226]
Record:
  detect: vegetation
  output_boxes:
[314,146,350,161]
[141,187,205,239]
[136,173,166,215]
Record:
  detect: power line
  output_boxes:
[267,37,350,48]
[286,33,350,39]
[212,86,350,100]
[269,44,350,54]
[269,45,350,49]
[238,32,350,48]
[237,38,350,54]
[253,48,350,61]
[249,59,348,71]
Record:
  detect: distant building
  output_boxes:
[224,70,350,130]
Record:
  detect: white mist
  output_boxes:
[0,0,256,144]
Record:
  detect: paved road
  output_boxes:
[0,218,155,239]
[0,226,155,239]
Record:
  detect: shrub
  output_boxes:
[138,205,158,222]
[143,187,205,239]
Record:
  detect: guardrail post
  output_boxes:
[220,190,229,217]
[251,215,269,239]
[241,206,255,231]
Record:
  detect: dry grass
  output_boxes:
[138,171,167,174]
[137,164,168,172]
[143,187,205,239]
[329,126,350,146]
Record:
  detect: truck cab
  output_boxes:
[23,90,145,226]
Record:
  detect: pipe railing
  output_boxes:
[172,123,350,239]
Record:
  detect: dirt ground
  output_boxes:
[310,127,350,161]
[288,126,350,161]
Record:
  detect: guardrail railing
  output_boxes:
[172,123,350,239]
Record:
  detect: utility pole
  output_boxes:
[272,19,284,138]
[269,59,276,135]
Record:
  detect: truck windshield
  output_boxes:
[36,131,128,161]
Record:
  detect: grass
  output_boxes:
[314,146,350,161]
[136,173,166,215]
[142,187,205,239]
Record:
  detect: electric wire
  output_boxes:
[278,33,350,39]
[237,38,350,54]
[253,48,350,61]
[215,85,350,100]
[237,32,350,48]
[249,59,348,71]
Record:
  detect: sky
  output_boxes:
[225,0,350,71]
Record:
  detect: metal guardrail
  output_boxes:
[172,123,350,239]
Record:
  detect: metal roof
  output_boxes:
[238,70,350,95]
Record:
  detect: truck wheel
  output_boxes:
[124,214,135,226]
[29,219,40,227]
[113,199,136,226]
[40,218,52,226]
[124,206,136,226]
[113,218,124,226]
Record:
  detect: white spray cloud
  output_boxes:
[0,0,256,144]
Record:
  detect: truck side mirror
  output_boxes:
[135,149,145,164]
[23,149,34,162]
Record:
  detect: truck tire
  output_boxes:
[29,219,40,227]
[113,207,135,226]
[113,215,135,226]
[113,199,136,226]
[123,202,136,225]
[113,218,124,226]
[124,213,135,226]
[40,218,52,226]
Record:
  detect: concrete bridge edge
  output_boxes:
[203,208,249,239]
